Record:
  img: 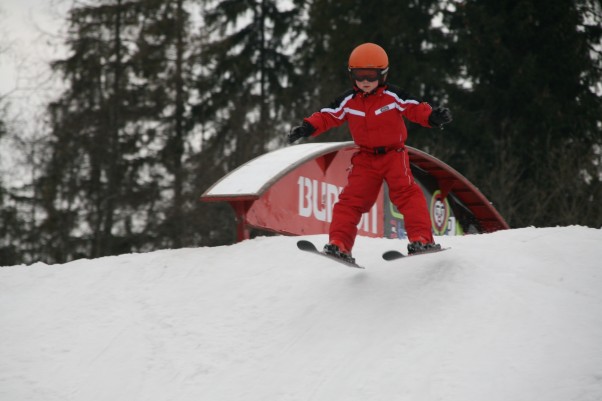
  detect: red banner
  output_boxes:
[244,147,384,237]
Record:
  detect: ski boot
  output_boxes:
[323,240,356,264]
[407,241,442,255]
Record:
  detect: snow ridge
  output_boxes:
[1,226,602,401]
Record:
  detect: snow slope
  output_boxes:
[1,226,602,401]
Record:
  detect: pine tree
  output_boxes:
[35,0,197,262]
[442,0,602,227]
[188,0,300,245]
[131,0,195,248]
[0,97,22,265]
[194,0,298,167]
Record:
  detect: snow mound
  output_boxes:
[1,226,602,401]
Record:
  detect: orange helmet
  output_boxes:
[348,43,389,85]
[348,43,389,69]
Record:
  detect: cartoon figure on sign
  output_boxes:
[430,190,450,235]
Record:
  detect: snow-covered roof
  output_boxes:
[202,142,354,200]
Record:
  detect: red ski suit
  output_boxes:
[304,84,435,251]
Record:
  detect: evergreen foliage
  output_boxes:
[34,0,196,262]
[188,0,301,246]
[194,0,298,164]
[1,58,25,265]
[442,0,602,227]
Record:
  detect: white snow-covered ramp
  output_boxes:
[1,226,602,401]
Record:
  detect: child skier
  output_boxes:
[287,43,452,262]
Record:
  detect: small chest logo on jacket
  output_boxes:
[375,102,398,115]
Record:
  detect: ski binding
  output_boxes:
[297,240,365,269]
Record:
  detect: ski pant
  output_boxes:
[329,148,434,251]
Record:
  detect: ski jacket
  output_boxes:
[304,84,433,150]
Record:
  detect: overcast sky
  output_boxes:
[0,0,70,178]
[0,0,68,116]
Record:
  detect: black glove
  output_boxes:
[428,107,452,128]
[288,121,316,144]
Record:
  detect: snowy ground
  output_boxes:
[1,226,602,401]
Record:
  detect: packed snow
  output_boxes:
[1,226,602,401]
[203,142,351,197]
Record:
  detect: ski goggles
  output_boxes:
[349,68,388,82]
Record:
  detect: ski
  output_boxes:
[296,240,365,269]
[382,247,449,261]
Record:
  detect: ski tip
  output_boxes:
[296,240,318,252]
[382,250,405,261]
[383,246,451,261]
